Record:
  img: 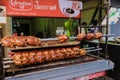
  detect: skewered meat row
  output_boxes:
[1,34,68,48]
[1,36,41,48]
[77,32,102,40]
[57,32,102,42]
[9,46,87,66]
[1,32,102,48]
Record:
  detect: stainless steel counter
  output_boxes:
[5,59,114,80]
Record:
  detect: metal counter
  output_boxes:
[5,59,114,80]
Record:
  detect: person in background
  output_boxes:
[88,20,98,33]
[12,29,18,36]
[81,22,87,33]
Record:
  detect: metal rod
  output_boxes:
[102,34,115,37]
[99,0,103,32]
[3,58,13,61]
[84,47,95,50]
[0,26,4,80]
[41,37,77,41]
[105,4,110,59]
[41,34,115,41]
[41,38,58,41]
[86,48,102,53]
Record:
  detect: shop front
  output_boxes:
[0,0,115,80]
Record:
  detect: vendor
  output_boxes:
[88,20,98,33]
[12,29,18,36]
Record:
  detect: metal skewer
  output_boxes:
[86,48,102,53]
[102,34,115,37]
[41,37,77,41]
[41,38,58,41]
[41,34,115,41]
[3,58,13,61]
[84,47,95,50]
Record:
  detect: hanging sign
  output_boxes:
[101,7,120,26]
[1,0,82,18]
[0,6,6,23]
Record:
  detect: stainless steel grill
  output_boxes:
[5,54,101,77]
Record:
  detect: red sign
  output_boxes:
[1,0,82,18]
[74,71,106,80]
[89,71,106,79]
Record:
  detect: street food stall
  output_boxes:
[0,0,114,80]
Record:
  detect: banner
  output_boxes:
[1,0,82,18]
[101,7,120,26]
[0,6,6,23]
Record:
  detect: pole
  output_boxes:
[0,25,4,80]
[99,0,103,32]
[105,3,109,59]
